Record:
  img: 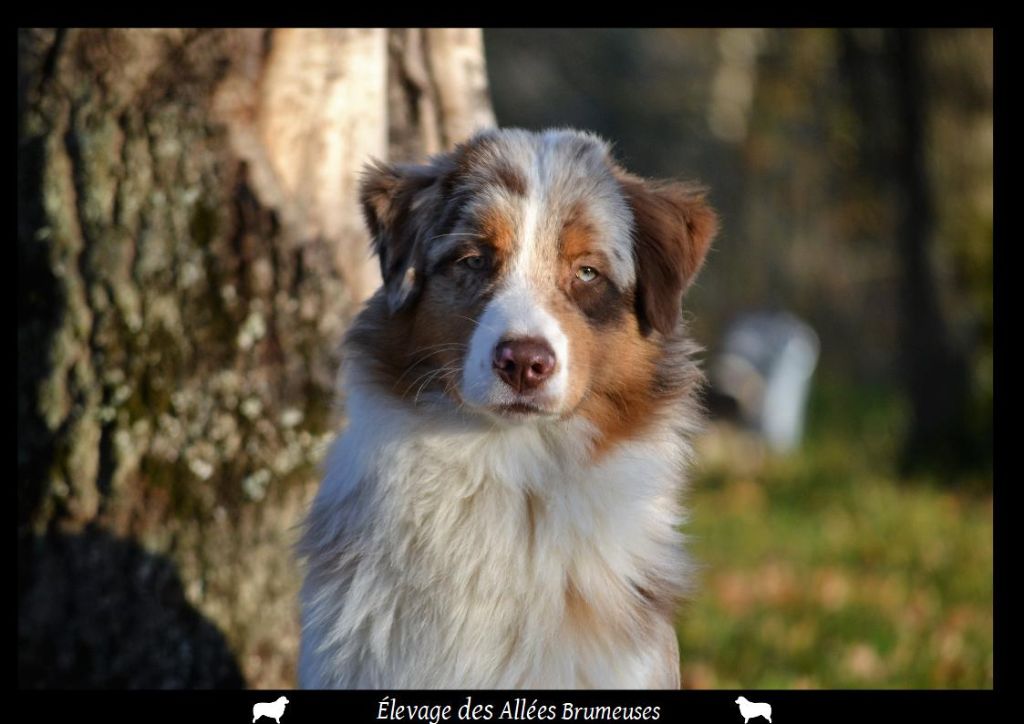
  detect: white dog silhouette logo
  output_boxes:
[735,696,772,723]
[253,696,289,723]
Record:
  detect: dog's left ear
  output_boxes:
[619,174,718,336]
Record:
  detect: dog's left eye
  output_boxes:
[575,266,599,282]
[460,255,486,270]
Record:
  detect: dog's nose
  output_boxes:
[493,337,556,393]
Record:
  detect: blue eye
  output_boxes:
[461,255,486,270]
[575,266,599,282]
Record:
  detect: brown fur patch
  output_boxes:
[541,291,675,460]
[474,206,516,265]
[524,490,542,557]
[540,195,702,458]
[576,323,665,458]
[492,162,528,197]
[564,575,598,633]
[634,570,683,621]
[569,266,625,328]
[563,566,669,652]
[556,206,625,328]
[451,132,498,180]
[572,311,703,458]
[449,131,527,198]
[344,293,417,394]
[559,202,597,262]
[346,283,482,405]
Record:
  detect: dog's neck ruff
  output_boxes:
[298,359,696,689]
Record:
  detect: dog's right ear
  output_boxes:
[360,160,444,315]
[617,173,718,337]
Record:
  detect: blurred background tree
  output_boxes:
[487,28,993,478]
[18,27,493,688]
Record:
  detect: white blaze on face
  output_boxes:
[461,278,570,413]
[461,189,570,415]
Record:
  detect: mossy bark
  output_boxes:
[18,27,494,688]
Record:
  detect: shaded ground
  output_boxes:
[18,527,246,688]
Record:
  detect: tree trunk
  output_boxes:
[18,27,494,689]
[890,29,972,474]
[838,28,975,476]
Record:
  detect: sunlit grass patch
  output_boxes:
[677,382,992,688]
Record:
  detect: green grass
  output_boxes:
[677,379,993,688]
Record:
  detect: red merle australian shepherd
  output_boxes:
[298,127,717,688]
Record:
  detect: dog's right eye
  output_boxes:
[460,255,486,270]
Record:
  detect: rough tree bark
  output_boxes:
[18,27,494,689]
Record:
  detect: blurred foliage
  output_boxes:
[678,378,992,688]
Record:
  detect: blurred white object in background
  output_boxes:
[710,310,820,453]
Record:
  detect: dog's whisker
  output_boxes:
[456,314,502,336]
[405,361,460,401]
[403,368,443,397]
[452,315,487,330]
[412,365,458,405]
[392,346,468,390]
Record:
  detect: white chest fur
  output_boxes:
[298,386,693,689]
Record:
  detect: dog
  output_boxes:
[735,696,772,723]
[253,696,289,723]
[298,127,717,688]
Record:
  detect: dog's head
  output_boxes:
[351,128,716,439]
